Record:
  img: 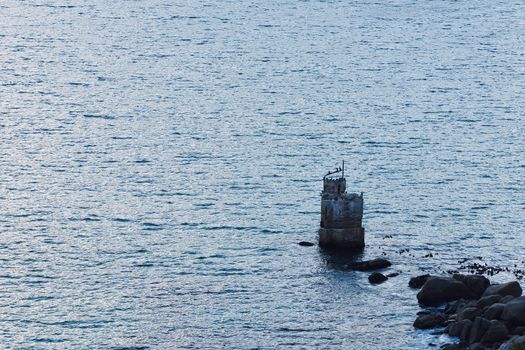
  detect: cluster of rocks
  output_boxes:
[345,258,396,284]
[411,274,525,349]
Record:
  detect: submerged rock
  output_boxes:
[368,272,388,284]
[348,258,391,271]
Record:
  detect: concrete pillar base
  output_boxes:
[318,227,365,249]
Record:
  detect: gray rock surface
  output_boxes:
[501,296,525,326]
[477,294,502,309]
[417,277,472,306]
[482,282,522,298]
[484,303,505,320]
[409,274,431,289]
[449,319,472,337]
[349,258,391,271]
[457,307,482,321]
[481,320,509,344]
[453,274,490,299]
[469,317,491,344]
[413,313,445,329]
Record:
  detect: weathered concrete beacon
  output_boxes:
[319,162,365,248]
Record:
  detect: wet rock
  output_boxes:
[477,295,502,309]
[298,241,315,246]
[368,272,388,284]
[469,343,484,350]
[413,313,445,329]
[457,307,482,321]
[417,277,472,306]
[449,319,473,337]
[481,320,509,345]
[484,303,505,320]
[446,299,467,315]
[453,274,490,299]
[469,317,491,344]
[501,296,525,326]
[441,344,464,350]
[460,319,473,343]
[349,258,391,271]
[482,281,522,298]
[500,295,516,304]
[498,335,525,350]
[512,327,525,336]
[409,274,431,289]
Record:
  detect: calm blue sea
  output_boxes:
[0,0,524,348]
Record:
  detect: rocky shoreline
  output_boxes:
[412,274,525,350]
[299,242,525,349]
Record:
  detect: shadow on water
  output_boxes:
[318,245,365,269]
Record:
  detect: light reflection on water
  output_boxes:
[0,0,524,348]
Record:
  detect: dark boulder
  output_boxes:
[477,294,502,309]
[500,295,517,304]
[417,277,472,306]
[453,274,490,299]
[501,296,525,326]
[484,303,505,320]
[445,299,467,315]
[469,317,491,344]
[441,344,464,350]
[482,281,522,298]
[448,319,473,337]
[460,319,473,343]
[413,313,445,329]
[512,327,525,336]
[469,343,484,350]
[457,307,482,321]
[349,258,391,271]
[481,320,509,345]
[368,272,388,284]
[298,241,315,247]
[409,274,431,289]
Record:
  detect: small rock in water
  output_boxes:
[368,272,388,284]
[349,258,391,271]
[298,241,315,247]
[386,272,400,278]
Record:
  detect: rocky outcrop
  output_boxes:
[413,277,524,349]
[416,277,472,306]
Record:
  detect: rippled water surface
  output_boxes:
[1,0,524,349]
